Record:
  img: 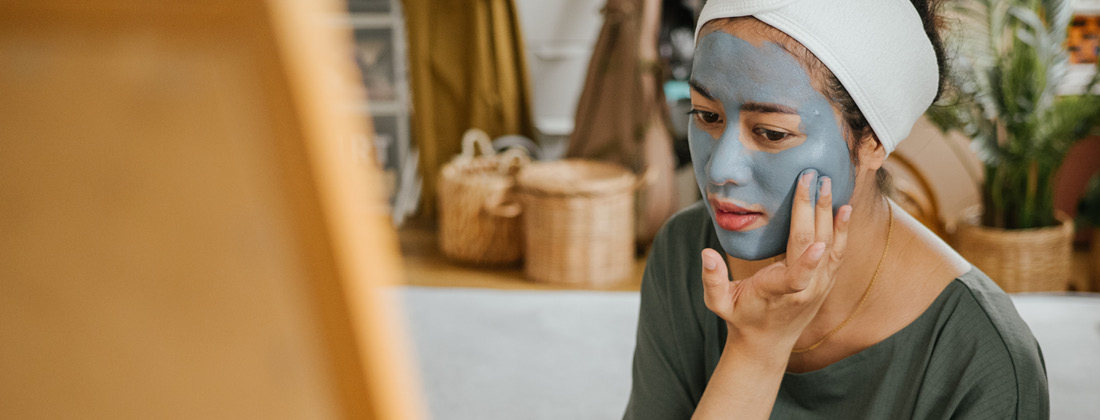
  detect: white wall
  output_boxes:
[896,117,984,231]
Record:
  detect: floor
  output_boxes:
[399,222,1098,292]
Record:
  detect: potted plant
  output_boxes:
[926,0,1100,292]
[1079,173,1100,290]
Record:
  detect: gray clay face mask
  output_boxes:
[689,31,854,260]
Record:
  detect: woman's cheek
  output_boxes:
[688,124,716,194]
[814,132,857,204]
[755,151,805,203]
[778,134,854,207]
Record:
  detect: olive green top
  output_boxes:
[623,202,1049,419]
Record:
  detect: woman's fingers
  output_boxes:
[780,241,827,293]
[814,177,833,248]
[786,170,818,261]
[700,248,732,314]
[828,205,852,276]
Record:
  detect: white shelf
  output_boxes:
[534,117,575,136]
[341,0,417,225]
[359,100,407,116]
[342,13,393,29]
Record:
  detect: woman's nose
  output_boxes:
[707,128,752,186]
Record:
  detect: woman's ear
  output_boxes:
[857,134,887,172]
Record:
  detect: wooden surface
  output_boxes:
[400,222,646,291]
[0,1,421,419]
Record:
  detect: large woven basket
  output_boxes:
[437,129,528,266]
[955,206,1074,292]
[517,160,637,286]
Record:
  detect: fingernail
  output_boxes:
[800,170,817,188]
[841,206,852,222]
[820,177,831,197]
[808,242,826,260]
[702,252,717,271]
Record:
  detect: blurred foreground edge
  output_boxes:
[0,0,424,419]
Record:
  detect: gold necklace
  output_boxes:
[791,203,893,354]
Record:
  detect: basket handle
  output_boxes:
[484,187,522,218]
[460,129,495,161]
[495,148,531,174]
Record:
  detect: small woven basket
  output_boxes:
[437,129,528,266]
[955,206,1074,293]
[517,159,637,286]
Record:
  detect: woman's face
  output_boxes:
[689,28,855,260]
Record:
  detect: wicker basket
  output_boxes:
[955,205,1074,292]
[517,160,637,286]
[437,129,528,266]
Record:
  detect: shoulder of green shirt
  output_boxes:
[947,269,1050,419]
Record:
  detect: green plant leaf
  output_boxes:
[931,0,1099,228]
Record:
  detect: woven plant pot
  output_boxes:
[437,129,527,266]
[517,160,637,286]
[955,206,1074,293]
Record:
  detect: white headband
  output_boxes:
[694,0,939,155]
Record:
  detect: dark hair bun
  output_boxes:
[910,0,948,101]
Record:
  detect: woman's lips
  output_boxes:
[709,197,767,232]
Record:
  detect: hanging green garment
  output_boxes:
[403,0,535,218]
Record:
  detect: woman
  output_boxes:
[623,0,1049,419]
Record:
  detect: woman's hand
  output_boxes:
[691,172,852,420]
[700,171,852,354]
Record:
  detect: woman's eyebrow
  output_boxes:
[741,102,798,115]
[688,80,715,100]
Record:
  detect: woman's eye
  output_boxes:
[688,110,722,124]
[753,128,790,142]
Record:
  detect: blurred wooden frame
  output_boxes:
[885,152,947,238]
[0,1,422,419]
